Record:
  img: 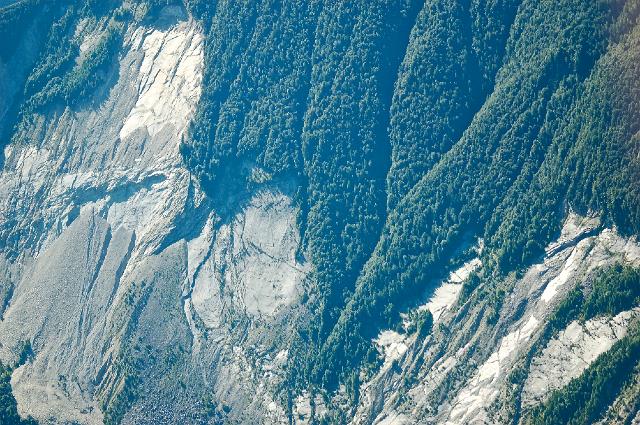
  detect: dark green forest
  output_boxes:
[182,0,640,393]
[178,0,640,394]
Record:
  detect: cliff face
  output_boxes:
[0,1,639,424]
[0,7,204,423]
[0,6,308,424]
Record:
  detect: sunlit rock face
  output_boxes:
[522,308,640,407]
[0,6,308,424]
[352,213,640,425]
[0,6,205,264]
[190,188,308,328]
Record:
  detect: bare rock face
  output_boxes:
[189,188,308,325]
[351,213,640,425]
[0,6,307,424]
[522,308,640,407]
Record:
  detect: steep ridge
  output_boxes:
[0,0,639,424]
[350,213,640,424]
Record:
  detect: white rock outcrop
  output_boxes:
[522,308,640,406]
[440,214,640,424]
[419,257,482,322]
[351,213,640,425]
[190,189,308,326]
[0,6,308,424]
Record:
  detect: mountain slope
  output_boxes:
[0,0,638,424]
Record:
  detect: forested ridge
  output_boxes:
[520,265,640,424]
[1,0,639,422]
[181,0,640,396]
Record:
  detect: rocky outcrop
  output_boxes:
[522,308,640,407]
[0,5,308,424]
[350,213,640,425]
[188,187,308,328]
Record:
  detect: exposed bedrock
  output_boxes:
[0,6,308,424]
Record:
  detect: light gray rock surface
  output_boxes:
[522,308,640,407]
[350,213,640,425]
[0,6,308,424]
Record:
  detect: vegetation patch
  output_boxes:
[527,322,640,425]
